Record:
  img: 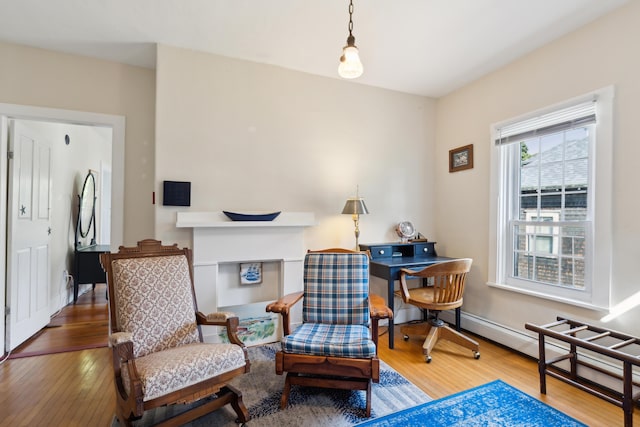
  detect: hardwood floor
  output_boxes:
[0,286,114,426]
[378,328,639,426]
[1,292,637,426]
[9,287,108,358]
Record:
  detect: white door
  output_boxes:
[6,120,52,350]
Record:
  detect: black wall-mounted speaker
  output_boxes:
[163,181,191,206]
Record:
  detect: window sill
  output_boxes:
[486,281,609,312]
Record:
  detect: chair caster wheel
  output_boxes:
[474,351,480,360]
[425,355,432,363]
[403,335,409,341]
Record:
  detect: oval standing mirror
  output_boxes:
[78,172,96,239]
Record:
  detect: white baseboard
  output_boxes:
[439,310,540,357]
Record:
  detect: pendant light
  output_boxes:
[338,0,363,79]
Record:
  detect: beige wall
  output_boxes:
[435,1,640,336]
[155,44,437,258]
[0,41,156,245]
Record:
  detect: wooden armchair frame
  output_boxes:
[101,239,250,427]
[266,249,393,417]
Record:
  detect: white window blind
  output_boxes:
[495,100,596,146]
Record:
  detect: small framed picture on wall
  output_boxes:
[449,144,474,173]
[240,262,262,285]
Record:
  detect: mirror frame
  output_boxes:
[78,172,96,240]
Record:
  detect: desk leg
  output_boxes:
[73,277,79,304]
[455,307,461,331]
[74,257,79,304]
[388,278,395,349]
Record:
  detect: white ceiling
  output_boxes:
[0,0,628,97]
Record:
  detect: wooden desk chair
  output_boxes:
[266,249,393,417]
[100,239,250,426]
[397,258,480,363]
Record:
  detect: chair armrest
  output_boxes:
[266,292,304,314]
[196,311,238,326]
[266,291,304,336]
[370,294,393,320]
[110,333,135,365]
[109,331,133,348]
[369,293,392,353]
[397,268,415,303]
[196,312,246,347]
[109,332,142,402]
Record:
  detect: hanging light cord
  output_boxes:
[347,0,354,40]
[338,0,363,78]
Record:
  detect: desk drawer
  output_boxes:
[414,242,436,257]
[360,242,438,259]
[365,245,393,258]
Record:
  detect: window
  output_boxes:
[488,87,613,309]
[515,126,589,289]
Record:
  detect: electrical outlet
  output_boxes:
[62,270,72,288]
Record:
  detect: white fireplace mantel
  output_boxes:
[176,211,315,343]
[176,211,315,229]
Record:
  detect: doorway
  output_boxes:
[1,103,125,354]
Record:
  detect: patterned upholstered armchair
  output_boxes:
[266,249,393,417]
[100,239,250,427]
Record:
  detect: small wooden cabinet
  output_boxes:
[73,244,110,303]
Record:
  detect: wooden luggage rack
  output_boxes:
[525,317,640,426]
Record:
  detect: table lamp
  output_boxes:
[342,190,369,250]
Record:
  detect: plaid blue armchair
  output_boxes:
[266,249,393,417]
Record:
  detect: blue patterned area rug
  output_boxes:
[113,343,431,426]
[355,379,587,427]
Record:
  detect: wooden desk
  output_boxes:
[74,244,111,303]
[359,241,455,349]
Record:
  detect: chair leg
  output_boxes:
[365,379,372,417]
[422,324,440,363]
[279,371,374,417]
[281,373,294,409]
[439,324,480,355]
[405,310,481,362]
[227,384,250,423]
[400,322,430,340]
[115,397,135,427]
[152,386,247,427]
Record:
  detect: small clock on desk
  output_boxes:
[396,221,415,243]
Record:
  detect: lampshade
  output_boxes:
[342,198,369,216]
[338,43,363,79]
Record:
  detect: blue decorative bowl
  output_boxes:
[223,211,281,221]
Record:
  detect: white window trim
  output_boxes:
[488,86,613,310]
